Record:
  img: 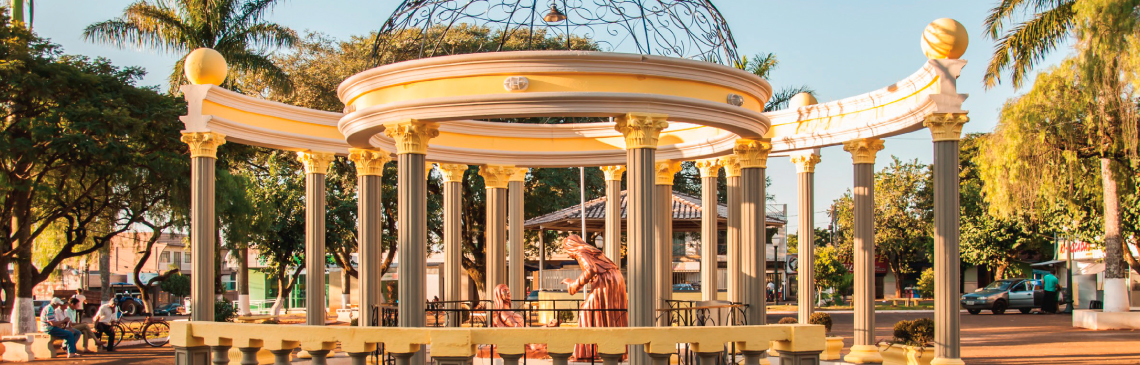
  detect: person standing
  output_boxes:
[1042,272,1060,314]
[40,298,79,358]
[92,300,119,352]
[67,298,101,352]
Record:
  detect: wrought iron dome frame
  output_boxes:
[371,0,740,65]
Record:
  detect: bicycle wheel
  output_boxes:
[113,324,126,347]
[143,321,170,347]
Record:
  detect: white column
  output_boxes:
[480,165,514,298]
[437,163,467,324]
[508,167,528,302]
[615,113,668,365]
[926,114,968,365]
[695,159,722,301]
[654,161,680,325]
[601,165,627,265]
[721,157,742,304]
[181,131,226,322]
[348,149,391,327]
[843,138,884,365]
[734,139,770,326]
[790,150,821,322]
[298,151,335,326]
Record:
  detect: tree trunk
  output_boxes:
[341,269,351,310]
[270,273,286,318]
[894,272,907,299]
[1100,158,1129,312]
[237,247,251,316]
[99,246,111,302]
[10,191,35,335]
[994,263,1008,282]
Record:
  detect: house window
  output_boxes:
[173,252,182,265]
[160,252,170,263]
[184,252,192,263]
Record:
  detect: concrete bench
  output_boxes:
[0,334,33,362]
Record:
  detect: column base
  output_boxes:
[931,357,966,365]
[843,345,883,364]
[174,346,211,365]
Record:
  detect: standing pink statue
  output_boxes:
[560,234,628,360]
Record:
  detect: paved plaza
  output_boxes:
[30,312,1140,365]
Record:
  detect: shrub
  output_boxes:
[215,299,237,322]
[917,268,935,299]
[808,312,833,334]
[777,317,798,324]
[889,318,934,347]
[350,318,359,326]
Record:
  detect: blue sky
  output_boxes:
[31,0,1071,232]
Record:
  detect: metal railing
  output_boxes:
[656,300,750,365]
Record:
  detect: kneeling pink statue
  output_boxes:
[560,234,628,360]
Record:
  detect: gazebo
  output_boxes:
[170,2,972,365]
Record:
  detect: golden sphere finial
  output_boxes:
[789,92,817,109]
[921,18,969,60]
[184,48,228,85]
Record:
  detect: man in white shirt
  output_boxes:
[92,300,119,352]
[39,298,79,358]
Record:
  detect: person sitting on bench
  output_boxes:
[92,299,119,352]
[39,298,79,358]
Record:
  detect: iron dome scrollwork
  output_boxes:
[372,0,740,65]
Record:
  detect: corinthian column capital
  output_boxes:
[732,138,772,169]
[297,151,336,175]
[600,165,627,181]
[180,131,227,159]
[348,149,391,176]
[843,138,885,164]
[924,113,970,142]
[508,167,528,182]
[719,155,742,178]
[789,150,822,173]
[479,165,515,189]
[655,160,682,185]
[437,163,468,183]
[614,113,669,149]
[383,120,440,155]
[695,158,723,178]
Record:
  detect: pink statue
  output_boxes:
[491,284,526,328]
[560,235,628,360]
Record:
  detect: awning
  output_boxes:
[1031,260,1065,266]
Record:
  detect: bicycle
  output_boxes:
[112,316,170,347]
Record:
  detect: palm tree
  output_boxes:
[735,53,815,112]
[83,0,298,93]
[982,0,1077,89]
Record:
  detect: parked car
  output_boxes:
[32,299,50,316]
[960,278,1043,315]
[673,283,697,292]
[153,302,183,316]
